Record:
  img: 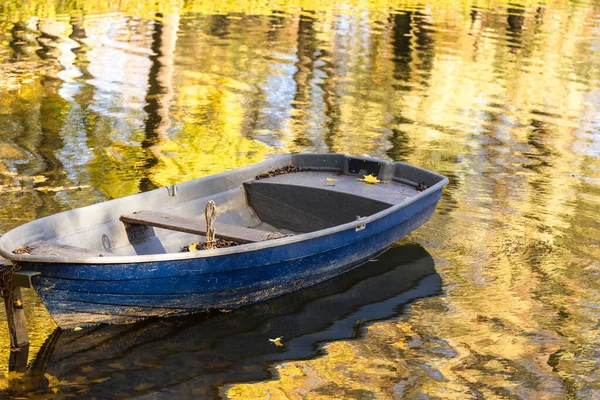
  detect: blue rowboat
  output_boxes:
[0,154,448,328]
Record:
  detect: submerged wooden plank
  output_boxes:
[120,210,267,244]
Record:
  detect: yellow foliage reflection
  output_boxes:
[0,0,598,397]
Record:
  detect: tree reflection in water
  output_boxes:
[0,0,599,398]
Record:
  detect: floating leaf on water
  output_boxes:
[32,175,47,183]
[269,337,284,347]
[136,383,154,391]
[5,371,25,380]
[392,341,409,350]
[35,184,91,192]
[394,321,416,336]
[73,327,83,331]
[44,372,63,392]
[133,359,162,369]
[91,377,111,384]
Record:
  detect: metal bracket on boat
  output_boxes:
[348,158,381,176]
[166,184,178,196]
[14,271,41,289]
[355,216,366,232]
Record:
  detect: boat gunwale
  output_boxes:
[0,157,448,265]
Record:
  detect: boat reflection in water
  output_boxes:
[18,243,440,398]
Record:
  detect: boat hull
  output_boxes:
[22,189,442,328]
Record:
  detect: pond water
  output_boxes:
[0,0,599,398]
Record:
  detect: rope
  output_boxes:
[204,200,217,249]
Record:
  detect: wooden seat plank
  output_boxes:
[120,210,267,244]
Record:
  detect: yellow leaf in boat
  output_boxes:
[325,178,336,182]
[269,337,283,347]
[361,174,381,184]
[73,327,83,331]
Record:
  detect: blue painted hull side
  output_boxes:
[23,190,442,328]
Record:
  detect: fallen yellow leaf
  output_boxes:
[136,383,154,391]
[32,175,47,183]
[360,174,381,184]
[5,371,24,380]
[269,337,284,347]
[392,341,409,350]
[91,377,111,384]
[325,178,336,182]
[73,327,83,331]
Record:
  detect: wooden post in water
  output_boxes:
[4,284,29,349]
[0,256,31,371]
